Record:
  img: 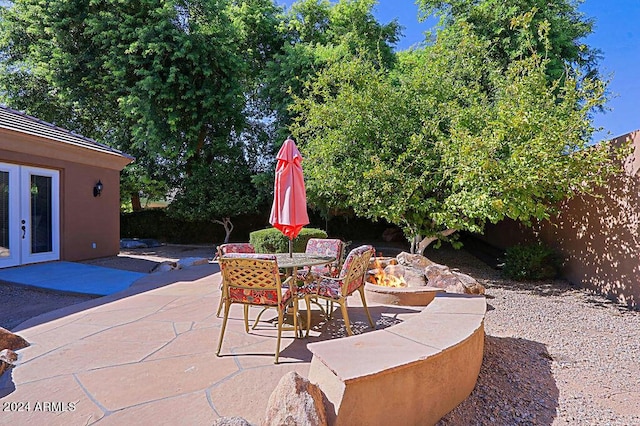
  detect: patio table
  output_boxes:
[267,253,336,336]
[271,252,335,273]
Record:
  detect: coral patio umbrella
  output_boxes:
[269,137,310,256]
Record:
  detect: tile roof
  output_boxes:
[0,105,133,159]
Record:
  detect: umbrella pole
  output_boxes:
[289,239,293,257]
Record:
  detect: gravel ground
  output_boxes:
[426,246,640,425]
[2,243,639,424]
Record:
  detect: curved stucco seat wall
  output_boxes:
[307,293,486,426]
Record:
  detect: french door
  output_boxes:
[0,162,60,268]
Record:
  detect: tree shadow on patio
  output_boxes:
[277,305,421,363]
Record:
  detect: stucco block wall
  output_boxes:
[482,131,640,309]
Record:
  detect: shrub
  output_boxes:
[250,228,328,253]
[501,243,561,281]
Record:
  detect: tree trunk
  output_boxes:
[214,217,234,243]
[414,229,457,256]
[131,193,142,211]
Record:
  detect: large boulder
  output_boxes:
[0,327,29,351]
[0,327,27,379]
[396,252,435,269]
[0,349,17,377]
[424,264,485,295]
[263,371,327,426]
[176,257,209,269]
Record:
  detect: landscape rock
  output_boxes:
[0,327,29,351]
[176,257,209,269]
[0,349,18,377]
[384,264,406,279]
[396,252,435,269]
[425,264,486,295]
[119,238,148,249]
[150,261,178,273]
[369,256,397,270]
[212,417,252,426]
[403,267,428,287]
[263,371,327,426]
[453,271,486,295]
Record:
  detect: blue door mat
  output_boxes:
[0,262,146,296]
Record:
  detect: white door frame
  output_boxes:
[0,162,60,267]
[21,165,60,264]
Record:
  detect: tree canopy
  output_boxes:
[417,0,601,82]
[0,0,279,240]
[293,12,618,253]
[0,0,618,248]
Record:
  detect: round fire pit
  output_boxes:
[364,282,441,306]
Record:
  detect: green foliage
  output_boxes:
[0,0,276,228]
[417,0,601,82]
[261,0,400,141]
[120,210,266,244]
[167,155,260,221]
[292,16,618,250]
[249,228,328,253]
[502,243,561,280]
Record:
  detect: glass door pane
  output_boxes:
[30,174,53,254]
[0,171,9,257]
[21,166,59,265]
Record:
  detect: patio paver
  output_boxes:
[0,263,423,424]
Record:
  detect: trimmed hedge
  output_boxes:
[120,208,399,245]
[249,227,328,253]
[120,209,267,244]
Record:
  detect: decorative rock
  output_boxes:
[150,261,178,273]
[0,349,17,364]
[176,257,209,269]
[453,271,486,295]
[384,264,406,279]
[120,238,148,249]
[263,371,327,426]
[424,264,486,295]
[0,327,29,351]
[404,267,428,287]
[369,256,397,270]
[0,349,18,377]
[212,417,252,426]
[396,252,435,269]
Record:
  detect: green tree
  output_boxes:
[417,0,601,81]
[261,0,400,141]
[0,0,273,239]
[293,21,618,254]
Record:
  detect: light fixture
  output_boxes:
[93,180,103,197]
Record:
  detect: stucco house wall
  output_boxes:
[482,130,640,309]
[0,106,132,263]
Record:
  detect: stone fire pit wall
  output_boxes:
[306,294,486,425]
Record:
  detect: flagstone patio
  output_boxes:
[0,263,424,424]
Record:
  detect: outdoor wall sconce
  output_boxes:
[93,180,103,197]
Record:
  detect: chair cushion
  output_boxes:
[218,243,255,255]
[314,277,342,299]
[228,287,292,308]
[305,238,343,277]
[339,244,374,278]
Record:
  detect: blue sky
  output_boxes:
[278,0,639,141]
